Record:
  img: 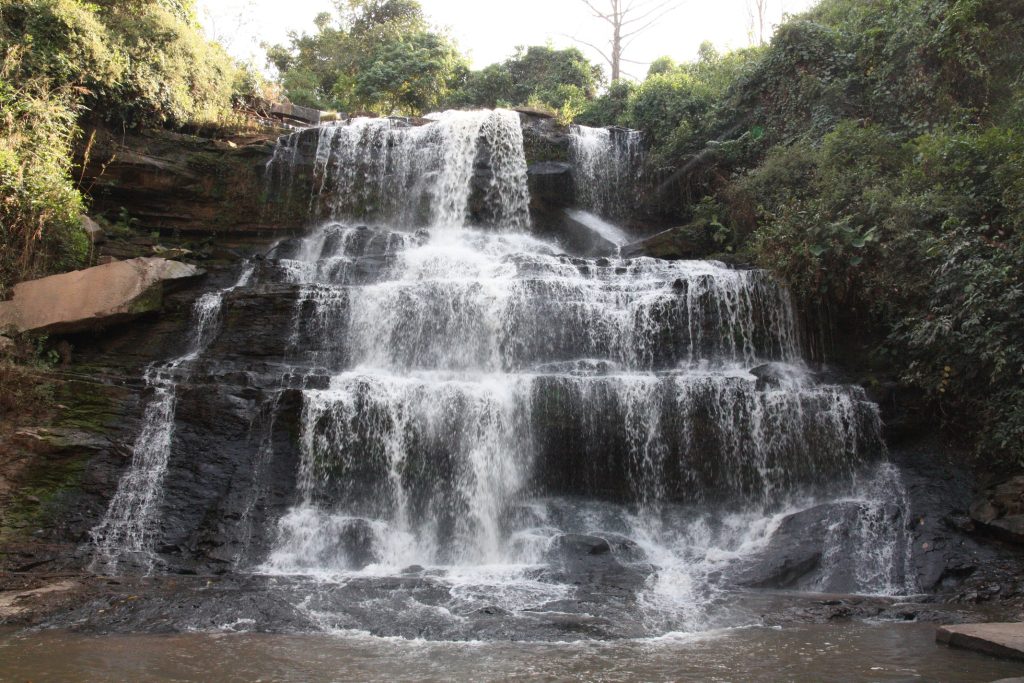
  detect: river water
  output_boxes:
[2,623,1021,682]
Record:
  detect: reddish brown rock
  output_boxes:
[0,258,200,334]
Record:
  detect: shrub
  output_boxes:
[0,49,87,296]
[1,0,242,129]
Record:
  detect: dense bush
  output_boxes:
[96,3,239,127]
[733,1,1024,465]
[0,49,88,297]
[0,0,246,292]
[1,0,242,128]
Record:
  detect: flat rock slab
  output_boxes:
[937,623,1024,661]
[0,257,200,334]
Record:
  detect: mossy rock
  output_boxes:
[621,221,719,260]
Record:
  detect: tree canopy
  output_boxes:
[447,45,604,121]
[266,0,466,114]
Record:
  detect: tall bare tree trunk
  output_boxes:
[611,17,622,81]
[574,0,681,82]
[748,0,769,46]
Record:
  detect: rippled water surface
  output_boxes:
[2,623,1022,682]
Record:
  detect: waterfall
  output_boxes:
[569,125,643,219]
[90,263,254,573]
[96,109,917,637]
[266,109,531,231]
[257,214,888,589]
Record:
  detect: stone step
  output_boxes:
[936,623,1024,661]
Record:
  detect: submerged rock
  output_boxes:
[543,534,650,592]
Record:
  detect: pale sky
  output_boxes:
[200,0,818,78]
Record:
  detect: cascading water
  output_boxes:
[90,109,917,639]
[90,263,254,573]
[266,109,531,230]
[569,124,643,219]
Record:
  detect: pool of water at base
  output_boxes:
[2,622,1023,682]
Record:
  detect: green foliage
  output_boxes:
[0,333,60,421]
[0,49,87,296]
[893,128,1024,460]
[97,3,239,127]
[741,121,1023,463]
[1,0,243,128]
[268,0,467,114]
[600,0,1024,465]
[580,43,763,160]
[350,31,465,113]
[0,0,121,88]
[0,0,245,290]
[448,45,603,113]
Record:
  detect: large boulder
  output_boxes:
[80,216,106,245]
[970,476,1024,544]
[0,258,201,334]
[729,502,872,591]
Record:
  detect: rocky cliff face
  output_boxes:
[75,114,587,241]
[76,127,307,237]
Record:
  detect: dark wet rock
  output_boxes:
[45,576,315,634]
[521,114,570,165]
[621,223,711,260]
[336,519,380,570]
[542,534,650,593]
[970,476,1024,545]
[76,126,292,237]
[554,210,619,257]
[750,362,801,390]
[547,534,612,559]
[529,374,884,503]
[730,505,835,589]
[527,162,574,208]
[602,534,648,563]
[152,385,303,574]
[892,441,1024,607]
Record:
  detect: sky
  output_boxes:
[199,0,819,78]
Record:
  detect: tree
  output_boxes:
[748,0,768,45]
[267,0,467,114]
[351,32,465,113]
[574,0,683,82]
[447,45,603,112]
